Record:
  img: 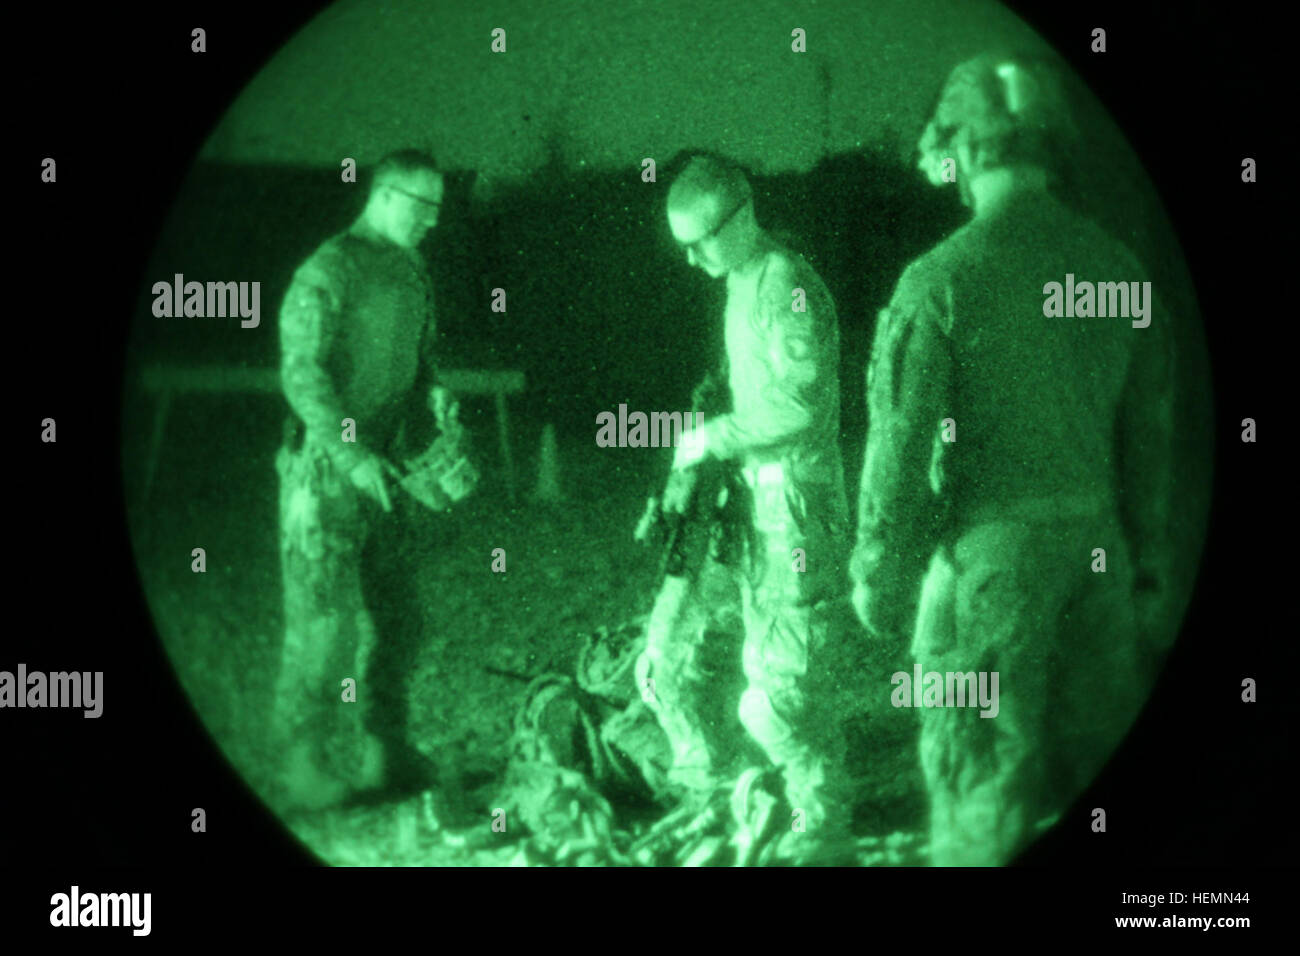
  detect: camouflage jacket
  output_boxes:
[279,218,437,472]
[852,188,1175,629]
[699,238,849,519]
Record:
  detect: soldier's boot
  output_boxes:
[767,754,857,866]
[738,685,856,866]
[730,766,785,866]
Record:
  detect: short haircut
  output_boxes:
[668,153,753,213]
[371,149,441,193]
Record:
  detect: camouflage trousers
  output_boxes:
[272,440,424,810]
[638,462,856,844]
[912,506,1147,866]
[636,559,747,792]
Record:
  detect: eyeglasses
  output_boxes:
[386,184,443,210]
[676,199,749,257]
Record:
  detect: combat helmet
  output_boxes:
[917,52,1079,186]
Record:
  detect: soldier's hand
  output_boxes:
[430,386,459,431]
[349,455,402,513]
[661,468,698,515]
[672,427,710,471]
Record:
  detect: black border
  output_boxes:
[5,0,1290,939]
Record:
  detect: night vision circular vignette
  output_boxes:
[120,0,1211,867]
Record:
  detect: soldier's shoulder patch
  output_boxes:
[866,297,922,407]
[757,249,829,331]
[892,260,955,337]
[758,249,799,291]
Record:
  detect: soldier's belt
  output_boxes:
[741,461,786,489]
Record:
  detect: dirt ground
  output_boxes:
[129,411,927,865]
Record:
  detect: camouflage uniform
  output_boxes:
[852,189,1175,865]
[638,550,746,793]
[273,218,438,810]
[660,237,855,841]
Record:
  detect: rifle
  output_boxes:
[634,370,745,584]
[635,459,739,583]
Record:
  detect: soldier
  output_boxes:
[273,149,456,811]
[655,154,856,862]
[634,366,749,797]
[850,54,1176,865]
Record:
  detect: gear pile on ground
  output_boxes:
[282,618,929,866]
[475,619,927,866]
